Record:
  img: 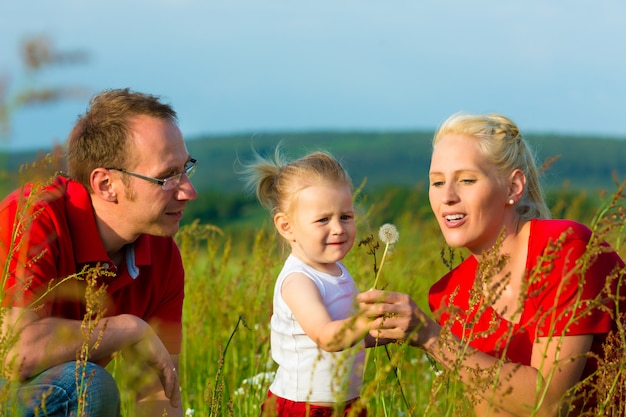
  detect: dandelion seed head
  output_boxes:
[378,223,399,245]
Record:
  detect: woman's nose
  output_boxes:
[441,183,459,205]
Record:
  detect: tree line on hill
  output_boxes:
[1,130,624,229]
[182,130,625,192]
[183,131,626,229]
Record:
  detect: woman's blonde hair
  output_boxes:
[434,113,551,221]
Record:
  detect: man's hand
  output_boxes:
[122,320,181,409]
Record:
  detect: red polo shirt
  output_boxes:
[0,176,184,354]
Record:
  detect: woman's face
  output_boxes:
[428,133,510,254]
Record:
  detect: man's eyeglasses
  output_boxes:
[107,158,197,191]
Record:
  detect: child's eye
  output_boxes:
[317,217,329,223]
[340,214,354,221]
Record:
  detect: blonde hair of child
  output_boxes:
[242,147,353,217]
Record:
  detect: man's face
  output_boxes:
[114,115,198,240]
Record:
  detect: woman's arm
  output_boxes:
[358,290,592,417]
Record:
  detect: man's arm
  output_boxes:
[3,307,132,379]
[2,307,182,416]
[2,306,180,410]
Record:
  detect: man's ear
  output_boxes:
[274,212,294,241]
[508,168,526,204]
[91,168,118,202]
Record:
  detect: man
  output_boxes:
[0,88,198,416]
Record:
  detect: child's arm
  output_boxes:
[282,272,369,352]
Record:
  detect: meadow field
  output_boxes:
[135,179,623,417]
[0,160,624,417]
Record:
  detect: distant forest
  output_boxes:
[1,130,624,229]
[182,130,625,191]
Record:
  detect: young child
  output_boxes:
[242,148,376,417]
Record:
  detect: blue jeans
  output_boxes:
[2,361,121,417]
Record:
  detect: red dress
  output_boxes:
[429,219,625,382]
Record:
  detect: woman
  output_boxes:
[358,113,625,416]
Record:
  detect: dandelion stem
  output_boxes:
[372,241,390,290]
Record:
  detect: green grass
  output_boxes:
[170,207,455,417]
[1,172,624,416]
[153,180,625,417]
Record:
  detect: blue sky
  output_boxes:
[1,0,625,151]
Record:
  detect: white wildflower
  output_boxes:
[378,223,399,245]
[185,408,195,416]
[234,371,276,396]
[372,223,399,289]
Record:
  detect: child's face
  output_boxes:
[285,183,355,275]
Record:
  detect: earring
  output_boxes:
[508,199,515,205]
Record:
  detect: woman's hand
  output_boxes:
[357,289,439,347]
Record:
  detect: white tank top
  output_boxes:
[269,254,365,402]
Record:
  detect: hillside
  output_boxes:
[2,130,624,194]
[1,130,623,230]
[183,130,625,193]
